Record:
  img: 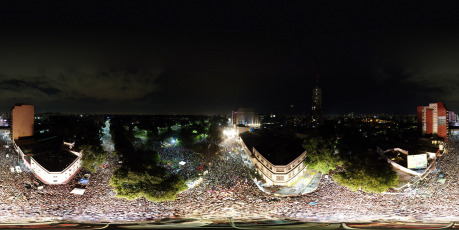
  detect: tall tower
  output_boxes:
[12,104,34,140]
[311,76,323,127]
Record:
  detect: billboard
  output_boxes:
[407,154,428,169]
[438,116,446,126]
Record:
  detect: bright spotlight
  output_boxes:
[223,128,236,138]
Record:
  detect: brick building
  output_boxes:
[12,104,34,140]
[417,102,448,140]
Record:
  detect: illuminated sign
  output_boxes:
[407,154,428,169]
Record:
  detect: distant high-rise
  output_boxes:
[12,104,34,140]
[310,77,323,127]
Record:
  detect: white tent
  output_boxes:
[70,188,86,195]
[9,167,14,173]
[15,166,22,173]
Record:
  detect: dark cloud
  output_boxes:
[0,79,61,96]
[1,1,459,114]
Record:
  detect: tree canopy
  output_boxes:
[302,137,343,174]
[109,118,187,202]
[304,123,401,193]
[333,157,399,193]
[110,157,187,202]
[81,145,107,173]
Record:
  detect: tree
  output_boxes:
[109,118,187,202]
[302,137,343,174]
[109,149,187,202]
[81,145,108,173]
[333,157,399,193]
[208,122,223,145]
[110,165,187,202]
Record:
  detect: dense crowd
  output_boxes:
[153,146,202,181]
[0,135,458,223]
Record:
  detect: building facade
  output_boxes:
[417,102,448,140]
[13,140,82,184]
[12,104,34,140]
[310,79,323,128]
[240,137,307,186]
[11,104,82,184]
[232,108,260,127]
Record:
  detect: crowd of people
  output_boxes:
[153,146,202,182]
[0,134,458,223]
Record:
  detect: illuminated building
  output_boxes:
[12,104,34,140]
[11,104,82,184]
[417,102,448,140]
[310,78,323,127]
[13,137,82,184]
[449,111,459,125]
[447,111,459,137]
[239,132,307,186]
[232,108,260,127]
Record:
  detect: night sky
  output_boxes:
[1,1,459,115]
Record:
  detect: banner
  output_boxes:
[407,154,427,169]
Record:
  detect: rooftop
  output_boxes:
[15,135,78,172]
[240,131,305,165]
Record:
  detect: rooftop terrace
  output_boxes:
[240,131,305,165]
[15,135,78,172]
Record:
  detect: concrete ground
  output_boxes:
[256,169,323,196]
[393,168,417,189]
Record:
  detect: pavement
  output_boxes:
[256,169,323,196]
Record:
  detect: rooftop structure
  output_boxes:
[13,136,82,184]
[240,132,304,165]
[11,104,82,184]
[239,131,307,186]
[16,136,78,171]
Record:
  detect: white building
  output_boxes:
[240,132,307,186]
[13,137,82,184]
[11,104,82,184]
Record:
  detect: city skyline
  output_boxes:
[1,2,459,115]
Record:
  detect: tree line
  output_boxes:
[302,122,400,193]
[109,117,187,202]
